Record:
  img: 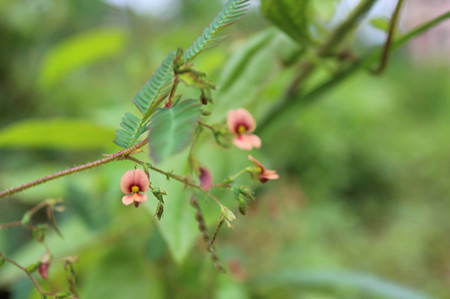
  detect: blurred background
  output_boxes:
[0,0,449,298]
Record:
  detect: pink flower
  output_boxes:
[199,167,213,191]
[120,169,149,207]
[248,155,279,183]
[227,108,262,150]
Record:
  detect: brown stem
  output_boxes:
[371,0,404,74]
[0,221,22,229]
[1,199,60,230]
[0,252,78,298]
[165,78,179,108]
[197,121,214,131]
[0,138,149,199]
[125,156,203,190]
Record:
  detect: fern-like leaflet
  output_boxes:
[113,0,250,149]
[184,0,250,61]
[113,52,176,148]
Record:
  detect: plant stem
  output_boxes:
[125,156,203,191]
[0,138,149,199]
[258,0,377,132]
[0,252,78,298]
[259,9,450,132]
[198,121,214,131]
[371,0,405,74]
[0,221,22,229]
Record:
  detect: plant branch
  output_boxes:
[124,156,203,191]
[0,221,22,230]
[0,138,149,199]
[0,252,78,298]
[259,9,450,132]
[371,0,405,74]
[258,0,377,132]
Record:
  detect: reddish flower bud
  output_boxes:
[38,263,49,280]
[199,167,213,191]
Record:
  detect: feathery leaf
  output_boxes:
[113,52,176,148]
[184,0,250,61]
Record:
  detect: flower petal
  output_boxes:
[248,155,266,172]
[120,170,135,193]
[227,108,257,134]
[134,193,148,203]
[133,169,149,192]
[120,169,149,194]
[234,134,262,150]
[122,195,134,206]
[260,170,279,183]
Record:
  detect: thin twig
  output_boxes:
[258,0,377,132]
[0,221,22,229]
[0,138,149,199]
[0,252,78,298]
[125,156,203,191]
[371,0,405,74]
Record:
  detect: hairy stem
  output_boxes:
[0,138,149,199]
[125,156,203,191]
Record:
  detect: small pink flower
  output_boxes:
[199,167,213,191]
[248,155,279,183]
[227,108,262,150]
[120,169,149,207]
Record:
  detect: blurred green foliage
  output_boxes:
[0,0,449,298]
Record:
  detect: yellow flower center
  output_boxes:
[131,186,140,193]
[237,125,247,135]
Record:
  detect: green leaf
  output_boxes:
[251,270,431,299]
[39,27,126,88]
[144,153,199,264]
[184,0,250,61]
[0,256,5,268]
[79,246,163,298]
[113,51,176,149]
[370,17,390,31]
[0,119,114,151]
[148,100,201,163]
[260,0,312,45]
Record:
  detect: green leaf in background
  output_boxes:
[260,0,312,45]
[79,245,164,299]
[148,100,201,163]
[184,0,250,61]
[39,27,126,88]
[144,153,199,264]
[370,17,390,31]
[0,119,114,151]
[251,270,431,299]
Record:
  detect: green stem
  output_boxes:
[258,0,377,132]
[260,10,450,132]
